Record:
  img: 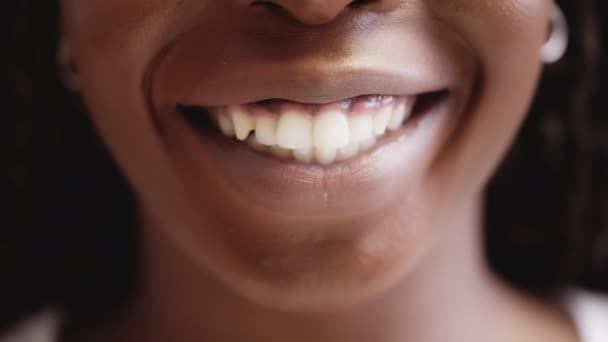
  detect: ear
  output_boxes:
[541,4,569,64]
[56,38,81,92]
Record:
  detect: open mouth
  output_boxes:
[176,91,446,166]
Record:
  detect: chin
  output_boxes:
[172,196,435,315]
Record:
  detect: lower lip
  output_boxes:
[159,94,461,218]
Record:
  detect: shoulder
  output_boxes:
[0,310,60,342]
[563,289,608,342]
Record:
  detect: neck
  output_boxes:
[79,194,578,342]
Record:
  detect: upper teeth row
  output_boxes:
[212,98,415,164]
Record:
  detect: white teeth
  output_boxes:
[231,107,255,140]
[218,114,235,137]
[315,147,337,165]
[373,106,392,136]
[313,110,350,149]
[293,148,314,163]
[255,116,277,146]
[276,109,313,149]
[270,145,292,158]
[348,115,373,143]
[212,96,418,164]
[337,141,360,161]
[387,101,413,131]
[360,135,377,151]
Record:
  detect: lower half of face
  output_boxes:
[61,0,551,313]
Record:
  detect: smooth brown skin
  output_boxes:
[60,1,580,341]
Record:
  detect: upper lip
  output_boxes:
[150,18,473,112]
[181,64,449,106]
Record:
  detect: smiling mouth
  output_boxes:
[176,91,446,165]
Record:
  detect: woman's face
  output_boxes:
[60,0,551,312]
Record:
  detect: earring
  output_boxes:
[57,39,81,91]
[541,4,569,64]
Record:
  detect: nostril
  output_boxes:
[347,0,376,8]
[250,1,283,11]
[251,0,378,10]
[249,0,384,26]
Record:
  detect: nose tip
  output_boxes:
[246,0,392,25]
[268,0,354,25]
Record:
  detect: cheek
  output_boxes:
[426,0,551,198]
[59,0,201,226]
[60,0,170,33]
